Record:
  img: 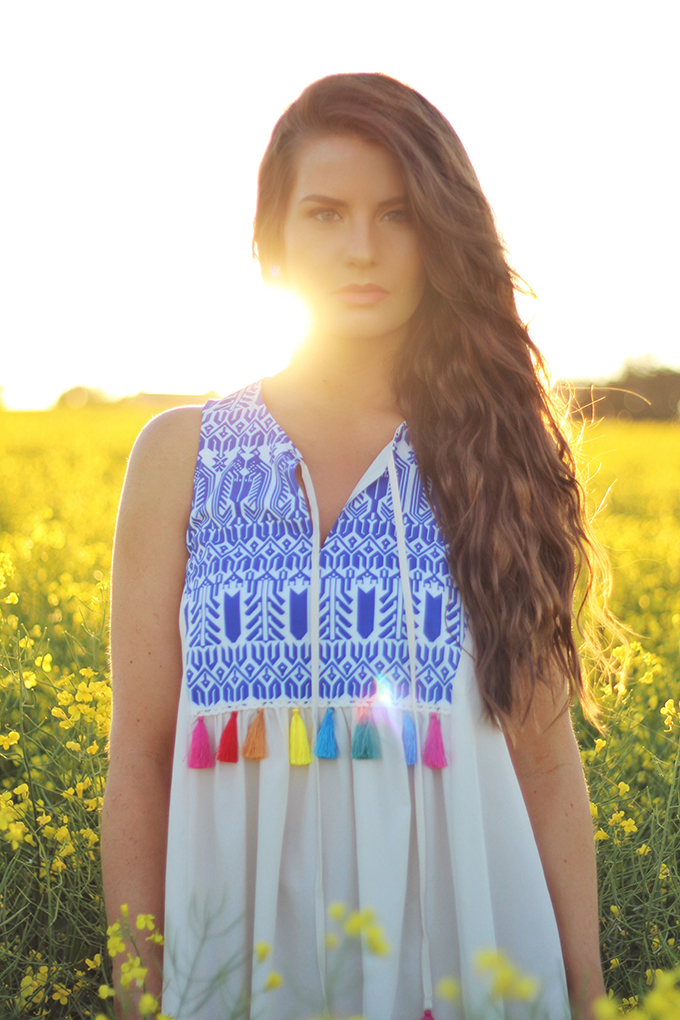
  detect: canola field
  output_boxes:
[0,406,679,1018]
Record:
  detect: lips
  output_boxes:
[335,284,389,294]
[334,286,389,306]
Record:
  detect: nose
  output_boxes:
[344,215,378,267]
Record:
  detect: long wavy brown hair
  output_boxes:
[253,72,618,731]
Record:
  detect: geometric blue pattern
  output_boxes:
[182,381,465,710]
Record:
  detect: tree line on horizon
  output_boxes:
[2,361,679,420]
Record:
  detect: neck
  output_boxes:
[275,327,405,415]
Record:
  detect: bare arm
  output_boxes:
[505,686,605,1020]
[101,406,202,1016]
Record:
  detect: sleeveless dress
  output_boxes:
[163,381,570,1020]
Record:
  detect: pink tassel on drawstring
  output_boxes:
[188,717,214,768]
[420,1011,435,1020]
[422,713,448,769]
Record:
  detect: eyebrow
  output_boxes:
[298,193,407,207]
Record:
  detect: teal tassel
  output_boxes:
[402,712,417,765]
[351,710,381,760]
[315,707,338,759]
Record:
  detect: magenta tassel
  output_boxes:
[422,713,448,769]
[188,717,214,768]
[420,1011,435,1019]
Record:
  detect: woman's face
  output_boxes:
[280,133,427,346]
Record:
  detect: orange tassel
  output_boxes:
[242,707,268,760]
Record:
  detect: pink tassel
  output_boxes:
[422,713,448,769]
[188,717,214,768]
[420,1011,435,1020]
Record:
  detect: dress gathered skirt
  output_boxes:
[162,381,570,1020]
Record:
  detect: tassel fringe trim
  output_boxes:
[289,708,312,765]
[188,707,450,768]
[242,708,268,760]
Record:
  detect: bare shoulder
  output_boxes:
[128,405,204,475]
[121,405,203,511]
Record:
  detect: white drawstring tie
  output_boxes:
[388,448,434,1014]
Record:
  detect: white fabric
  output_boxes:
[164,629,569,1020]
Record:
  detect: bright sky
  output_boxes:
[1,1,677,410]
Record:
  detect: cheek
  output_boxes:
[282,231,334,288]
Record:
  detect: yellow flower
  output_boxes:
[475,948,508,971]
[593,995,619,1020]
[620,817,638,834]
[52,984,70,1004]
[263,971,283,991]
[98,984,116,999]
[344,907,375,937]
[617,782,630,795]
[610,905,620,917]
[255,941,271,962]
[0,731,20,751]
[139,993,159,1015]
[436,976,461,1001]
[475,948,539,1001]
[365,923,390,956]
[5,821,27,850]
[136,913,155,931]
[594,738,607,753]
[146,931,164,945]
[106,923,126,958]
[328,901,346,922]
[589,802,599,818]
[659,863,671,882]
[120,903,129,918]
[85,953,101,970]
[594,829,610,841]
[610,958,619,969]
[86,741,99,755]
[512,976,539,1001]
[637,844,652,856]
[66,740,81,752]
[120,954,147,990]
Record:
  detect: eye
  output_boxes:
[383,209,409,222]
[311,208,341,222]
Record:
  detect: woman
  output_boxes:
[103,72,609,1020]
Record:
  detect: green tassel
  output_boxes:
[351,709,381,760]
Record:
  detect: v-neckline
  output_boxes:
[254,378,407,547]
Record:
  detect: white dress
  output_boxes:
[163,381,569,1020]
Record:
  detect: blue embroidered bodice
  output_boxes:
[181,381,464,710]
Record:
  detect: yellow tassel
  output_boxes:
[242,708,268,760]
[289,708,312,765]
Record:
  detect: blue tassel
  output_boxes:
[402,712,417,765]
[315,707,339,759]
[351,710,381,760]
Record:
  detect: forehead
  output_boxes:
[290,133,405,196]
